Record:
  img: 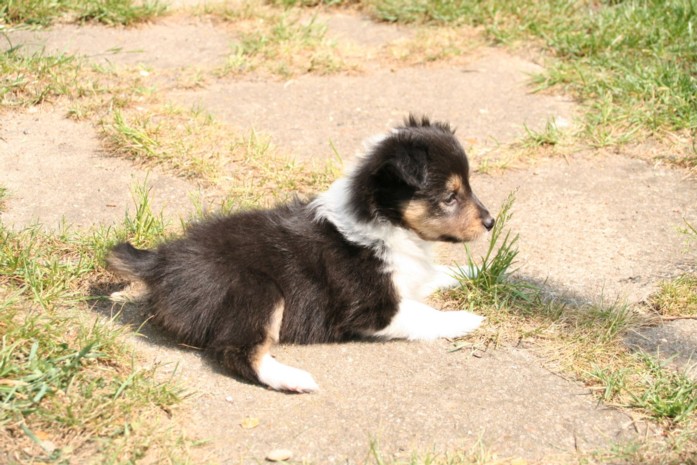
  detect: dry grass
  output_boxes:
[99,102,341,207]
[197,2,352,78]
[650,274,697,318]
[384,26,484,65]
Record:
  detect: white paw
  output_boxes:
[372,300,484,341]
[257,354,319,393]
[439,311,485,339]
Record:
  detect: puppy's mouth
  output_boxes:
[438,234,464,243]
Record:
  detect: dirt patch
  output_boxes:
[0,107,198,229]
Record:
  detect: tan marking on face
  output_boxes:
[403,200,442,240]
[402,197,488,242]
[445,174,463,194]
[455,200,488,241]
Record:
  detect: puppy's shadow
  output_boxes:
[87,280,255,385]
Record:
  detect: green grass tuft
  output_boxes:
[649,220,697,317]
[0,0,71,26]
[523,119,562,148]
[221,11,346,77]
[0,0,167,26]
[75,0,167,26]
[454,192,538,312]
[630,354,697,423]
[0,186,6,211]
[0,48,83,108]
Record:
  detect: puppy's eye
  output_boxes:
[443,192,458,206]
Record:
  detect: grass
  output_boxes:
[279,0,696,150]
[650,273,697,318]
[384,26,483,65]
[522,119,563,148]
[0,45,155,114]
[0,184,198,463]
[0,0,167,26]
[0,47,83,108]
[202,4,348,78]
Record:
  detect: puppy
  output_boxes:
[107,115,494,393]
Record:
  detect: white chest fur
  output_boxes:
[380,230,438,301]
[310,177,439,302]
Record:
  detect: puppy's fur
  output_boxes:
[107,115,494,393]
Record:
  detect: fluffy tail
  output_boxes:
[106,242,157,283]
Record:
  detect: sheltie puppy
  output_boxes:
[107,115,494,393]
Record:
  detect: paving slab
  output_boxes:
[169,48,574,161]
[0,108,198,229]
[99,299,636,464]
[3,16,231,70]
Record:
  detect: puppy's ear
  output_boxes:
[380,144,428,189]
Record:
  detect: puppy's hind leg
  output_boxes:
[256,352,319,393]
[212,286,318,393]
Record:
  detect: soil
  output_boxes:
[1,5,696,464]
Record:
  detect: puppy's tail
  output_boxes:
[106,242,158,283]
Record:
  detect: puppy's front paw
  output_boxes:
[440,310,485,338]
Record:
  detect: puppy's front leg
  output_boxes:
[372,299,483,341]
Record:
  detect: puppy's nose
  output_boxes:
[483,216,495,231]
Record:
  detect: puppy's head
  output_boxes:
[351,115,494,242]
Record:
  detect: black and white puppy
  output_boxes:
[107,115,494,393]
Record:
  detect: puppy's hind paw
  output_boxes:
[257,354,319,394]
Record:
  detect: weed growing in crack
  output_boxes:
[75,0,167,26]
[121,181,169,248]
[649,220,697,318]
[630,354,697,424]
[523,119,562,148]
[452,192,537,312]
[0,48,82,107]
[218,8,347,77]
